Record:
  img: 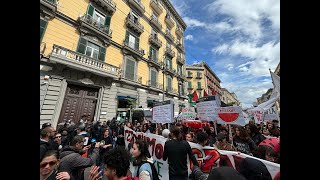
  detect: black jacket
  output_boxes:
[163,139,199,177]
[238,157,272,180]
[58,146,99,180]
[40,139,50,161]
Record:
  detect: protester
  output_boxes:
[87,147,131,180]
[233,125,257,155]
[196,132,209,147]
[252,145,278,163]
[40,126,56,161]
[131,139,157,180]
[238,157,272,180]
[59,135,101,180]
[214,133,236,151]
[54,133,63,150]
[203,126,216,147]
[40,150,70,180]
[185,132,196,143]
[247,124,266,146]
[163,126,199,180]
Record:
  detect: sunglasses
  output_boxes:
[55,136,61,139]
[40,161,58,168]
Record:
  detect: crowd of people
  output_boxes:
[40,118,280,180]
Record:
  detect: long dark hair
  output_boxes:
[133,139,151,166]
[234,125,250,141]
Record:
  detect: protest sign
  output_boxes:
[152,100,174,123]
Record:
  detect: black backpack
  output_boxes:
[137,161,160,180]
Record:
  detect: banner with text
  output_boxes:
[214,106,246,126]
[152,100,174,123]
[196,96,219,121]
[124,126,279,179]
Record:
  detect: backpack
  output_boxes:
[137,161,160,180]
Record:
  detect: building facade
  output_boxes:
[221,88,241,106]
[185,62,221,99]
[40,0,188,127]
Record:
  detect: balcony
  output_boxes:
[165,47,175,58]
[40,0,57,18]
[176,40,184,52]
[126,14,144,35]
[78,14,112,41]
[93,0,117,15]
[197,86,203,90]
[40,42,46,57]
[187,86,194,90]
[176,26,183,37]
[196,74,202,79]
[165,14,175,28]
[128,0,145,14]
[50,45,119,78]
[165,66,177,76]
[165,30,175,43]
[187,73,193,78]
[147,80,163,91]
[150,15,162,31]
[148,56,161,68]
[150,0,163,15]
[123,41,145,57]
[176,55,185,64]
[149,34,162,48]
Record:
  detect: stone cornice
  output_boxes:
[161,0,187,30]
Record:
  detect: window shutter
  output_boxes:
[87,4,94,17]
[149,47,153,59]
[125,31,129,45]
[151,70,157,86]
[125,59,135,81]
[188,82,192,88]
[98,46,106,61]
[77,38,87,54]
[135,37,140,50]
[198,82,201,88]
[169,58,172,70]
[182,84,185,95]
[104,16,111,32]
[40,19,48,42]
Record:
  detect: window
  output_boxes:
[197,72,201,77]
[166,57,172,70]
[182,84,185,95]
[198,82,201,88]
[125,31,139,50]
[40,19,48,42]
[188,71,192,76]
[77,38,106,61]
[149,46,158,61]
[177,64,182,76]
[125,57,136,81]
[130,11,139,23]
[199,91,202,98]
[188,82,192,88]
[87,4,111,31]
[150,68,158,87]
[167,76,172,91]
[166,42,171,49]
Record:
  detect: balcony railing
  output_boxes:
[196,74,202,79]
[123,41,145,57]
[165,47,175,58]
[147,80,163,90]
[165,14,174,28]
[79,14,112,40]
[123,74,142,84]
[176,40,184,52]
[40,0,57,15]
[176,26,183,37]
[128,0,145,14]
[165,66,177,76]
[166,87,178,95]
[126,14,144,34]
[165,30,174,43]
[40,42,46,56]
[148,56,161,67]
[187,86,194,90]
[50,45,119,77]
[150,0,163,14]
[176,55,185,64]
[187,73,193,78]
[149,34,162,48]
[93,0,116,14]
[150,15,162,31]
[197,86,203,90]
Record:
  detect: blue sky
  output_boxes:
[170,0,280,108]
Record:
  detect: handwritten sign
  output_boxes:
[152,100,174,123]
[196,96,219,121]
[215,106,246,126]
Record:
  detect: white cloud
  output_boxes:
[183,17,235,34]
[207,0,280,40]
[192,60,201,64]
[170,0,189,16]
[226,64,233,71]
[185,35,194,41]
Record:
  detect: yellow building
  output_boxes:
[185,62,221,98]
[40,0,188,127]
[221,88,241,106]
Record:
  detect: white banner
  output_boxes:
[214,106,246,126]
[263,107,279,121]
[124,126,280,179]
[196,100,218,121]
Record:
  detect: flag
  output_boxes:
[211,89,216,96]
[270,70,280,100]
[192,91,199,101]
[204,90,208,97]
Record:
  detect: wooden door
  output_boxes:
[58,84,98,125]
